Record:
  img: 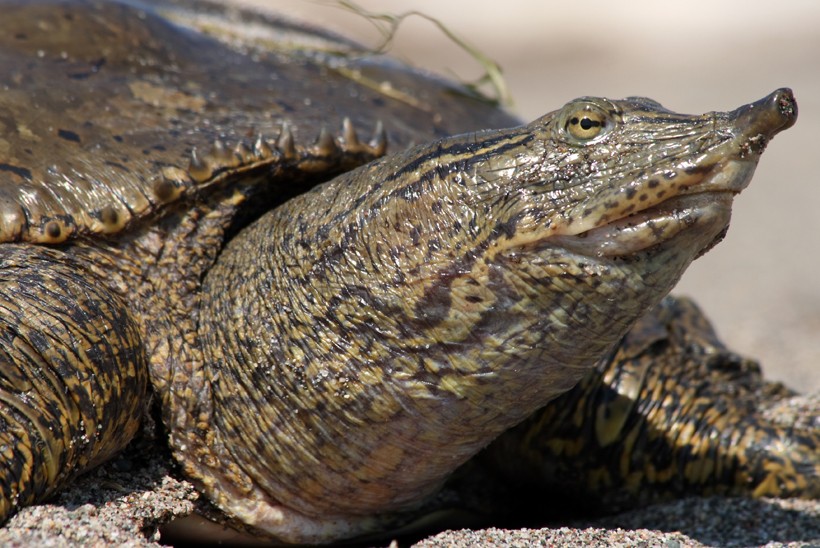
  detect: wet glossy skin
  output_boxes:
[0,1,813,545]
[0,0,518,527]
[0,0,516,244]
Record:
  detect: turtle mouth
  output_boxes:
[549,191,734,258]
[547,158,757,258]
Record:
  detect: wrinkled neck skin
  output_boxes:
[198,98,755,542]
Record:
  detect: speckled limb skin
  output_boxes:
[0,0,812,545]
[482,295,819,513]
[0,246,147,521]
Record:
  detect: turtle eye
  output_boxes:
[566,110,607,141]
[553,99,618,145]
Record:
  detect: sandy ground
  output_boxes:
[2,396,818,547]
[1,2,817,547]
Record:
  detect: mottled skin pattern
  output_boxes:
[0,0,814,545]
[483,296,818,514]
[0,246,147,515]
[187,89,809,542]
[0,0,518,531]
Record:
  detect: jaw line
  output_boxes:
[545,191,735,258]
[494,157,755,259]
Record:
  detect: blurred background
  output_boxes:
[228,0,820,391]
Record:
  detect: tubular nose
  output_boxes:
[734,88,798,138]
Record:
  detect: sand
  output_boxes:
[1,395,816,546]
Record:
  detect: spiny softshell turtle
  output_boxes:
[0,0,815,544]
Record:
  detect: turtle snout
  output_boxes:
[734,88,797,138]
[728,88,796,159]
[772,88,798,130]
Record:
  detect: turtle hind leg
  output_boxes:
[0,245,148,523]
[480,296,818,516]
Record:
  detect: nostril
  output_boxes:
[774,88,798,127]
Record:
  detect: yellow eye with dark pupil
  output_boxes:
[567,111,607,140]
[572,117,599,130]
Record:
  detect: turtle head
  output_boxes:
[437,89,798,366]
[481,88,797,263]
[371,88,799,388]
[427,88,798,391]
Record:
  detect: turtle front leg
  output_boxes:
[483,296,818,514]
[0,246,148,523]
